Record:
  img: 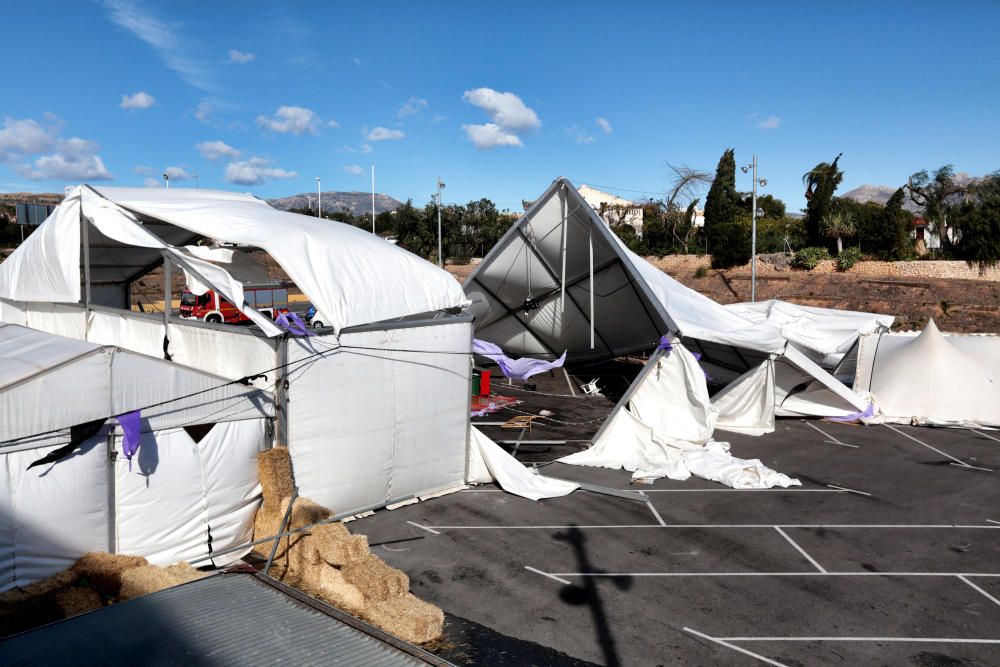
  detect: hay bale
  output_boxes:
[285,496,332,529]
[54,586,102,617]
[313,523,369,567]
[315,566,365,614]
[257,447,294,511]
[341,553,408,602]
[361,593,444,644]
[71,552,148,597]
[0,570,77,636]
[119,562,207,601]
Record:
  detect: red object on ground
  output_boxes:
[479,371,491,396]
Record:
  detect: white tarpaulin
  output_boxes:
[0,186,468,334]
[560,343,800,488]
[712,361,776,436]
[854,319,1000,427]
[0,325,272,589]
[468,426,579,500]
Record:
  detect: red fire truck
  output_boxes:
[179,284,290,324]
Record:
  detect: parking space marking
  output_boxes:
[523,566,571,585]
[803,420,858,448]
[969,428,1000,445]
[405,520,440,535]
[826,484,872,497]
[717,636,1000,644]
[958,575,1000,609]
[774,526,827,573]
[425,523,1000,530]
[987,519,1000,525]
[538,572,1000,578]
[884,424,993,471]
[683,627,789,666]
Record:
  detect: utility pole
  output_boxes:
[741,155,767,302]
[371,165,376,235]
[315,177,322,218]
[436,177,446,268]
[163,173,170,189]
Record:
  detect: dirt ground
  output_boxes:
[448,257,1000,334]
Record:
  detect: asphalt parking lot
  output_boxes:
[354,371,1000,666]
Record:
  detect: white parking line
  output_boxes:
[638,491,668,526]
[717,636,1000,644]
[803,420,858,448]
[541,572,1000,578]
[987,519,1000,525]
[774,526,827,573]
[423,523,1000,530]
[405,520,440,535]
[826,484,873,497]
[523,566,571,585]
[684,627,789,666]
[884,424,992,471]
[958,575,1000,609]
[969,428,1000,444]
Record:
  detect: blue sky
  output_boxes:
[2,1,999,212]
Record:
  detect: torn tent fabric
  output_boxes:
[473,339,567,381]
[117,410,141,470]
[467,426,579,500]
[559,342,799,489]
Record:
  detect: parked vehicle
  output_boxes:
[305,305,330,329]
[179,284,290,324]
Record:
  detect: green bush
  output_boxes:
[836,247,863,271]
[791,246,830,270]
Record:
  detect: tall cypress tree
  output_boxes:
[704,149,741,267]
[802,154,845,247]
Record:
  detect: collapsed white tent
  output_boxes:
[560,340,800,488]
[465,178,885,426]
[0,324,273,591]
[0,184,474,536]
[854,319,1000,427]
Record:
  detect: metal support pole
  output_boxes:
[162,253,171,323]
[751,153,757,303]
[81,213,92,309]
[263,486,298,577]
[436,177,444,268]
[371,165,376,235]
[560,185,568,312]
[589,223,595,349]
[316,178,322,218]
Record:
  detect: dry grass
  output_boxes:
[54,586,103,617]
[119,562,208,601]
[71,552,149,598]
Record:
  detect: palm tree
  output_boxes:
[822,211,856,254]
[802,153,845,245]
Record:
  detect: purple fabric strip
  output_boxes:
[117,410,141,471]
[655,335,673,354]
[825,402,876,423]
[473,339,568,381]
[276,311,316,337]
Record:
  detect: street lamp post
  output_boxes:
[163,173,170,189]
[436,177,446,268]
[315,177,322,218]
[741,155,767,302]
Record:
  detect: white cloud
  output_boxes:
[196,140,241,160]
[144,177,161,188]
[257,106,328,135]
[120,91,156,109]
[23,138,113,181]
[224,156,296,185]
[755,115,783,130]
[432,114,447,123]
[133,165,157,176]
[228,49,255,64]
[194,100,215,124]
[0,116,111,181]
[352,56,362,66]
[462,88,540,131]
[462,123,523,150]
[0,117,56,160]
[341,143,373,154]
[342,165,364,176]
[397,97,428,118]
[596,117,612,133]
[367,126,405,141]
[102,0,215,92]
[566,125,596,144]
[164,166,193,181]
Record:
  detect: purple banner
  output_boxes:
[473,339,567,381]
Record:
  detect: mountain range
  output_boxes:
[266,191,403,216]
[840,173,981,212]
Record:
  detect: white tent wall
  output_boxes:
[285,318,472,514]
[1,434,110,591]
[712,361,776,436]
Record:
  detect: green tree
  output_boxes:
[821,211,856,254]
[803,153,845,247]
[704,149,741,267]
[950,172,1000,269]
[906,165,965,253]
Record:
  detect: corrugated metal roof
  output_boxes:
[0,572,448,666]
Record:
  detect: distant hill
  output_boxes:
[841,173,983,213]
[0,192,65,207]
[267,191,403,216]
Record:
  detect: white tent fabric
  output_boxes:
[467,426,579,500]
[724,299,894,363]
[712,361,776,436]
[0,186,468,335]
[854,319,1000,427]
[465,178,877,421]
[560,343,800,488]
[0,324,272,590]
